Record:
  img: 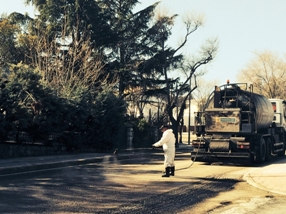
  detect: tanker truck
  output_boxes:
[191,81,286,163]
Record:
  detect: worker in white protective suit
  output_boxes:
[152,125,176,177]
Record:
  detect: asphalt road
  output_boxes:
[0,150,285,213]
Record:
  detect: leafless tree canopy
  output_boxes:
[19,18,114,100]
[237,51,286,99]
[192,78,219,111]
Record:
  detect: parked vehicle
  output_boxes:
[192,81,286,163]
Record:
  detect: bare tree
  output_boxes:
[19,16,116,100]
[158,11,219,145]
[125,86,149,119]
[237,50,286,99]
[192,78,220,111]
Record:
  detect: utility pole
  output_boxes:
[188,78,191,145]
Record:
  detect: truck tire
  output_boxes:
[277,144,285,156]
[265,138,272,161]
[277,133,286,156]
[257,138,266,164]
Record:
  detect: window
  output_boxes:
[271,102,277,113]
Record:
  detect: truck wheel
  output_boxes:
[278,144,285,156]
[265,138,272,161]
[257,138,266,164]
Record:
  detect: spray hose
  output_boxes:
[176,135,202,171]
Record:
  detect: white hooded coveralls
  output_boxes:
[153,129,176,168]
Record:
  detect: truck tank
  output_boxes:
[205,83,274,132]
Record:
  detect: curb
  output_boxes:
[0,156,105,175]
[0,153,136,175]
[0,146,193,176]
[243,169,286,196]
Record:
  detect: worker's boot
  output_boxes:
[162,167,170,177]
[170,166,175,176]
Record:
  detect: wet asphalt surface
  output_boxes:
[101,178,237,214]
[0,150,242,213]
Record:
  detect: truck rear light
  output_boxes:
[236,141,250,149]
[240,145,249,149]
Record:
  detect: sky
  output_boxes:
[1,0,286,85]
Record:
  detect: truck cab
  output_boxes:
[269,99,286,129]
